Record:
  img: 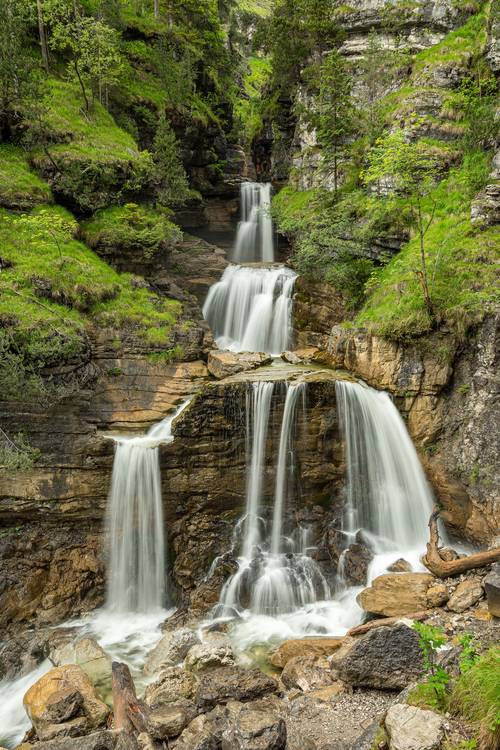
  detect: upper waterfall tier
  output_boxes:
[202,264,297,355]
[232,182,274,263]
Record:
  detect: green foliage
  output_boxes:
[356,152,497,341]
[152,113,190,207]
[81,203,182,259]
[412,622,450,711]
[0,204,180,401]
[0,145,53,210]
[457,634,479,674]
[450,647,500,750]
[0,429,40,471]
[0,0,41,139]
[235,56,272,144]
[258,0,343,95]
[29,78,154,211]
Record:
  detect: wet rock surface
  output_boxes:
[195,666,277,711]
[357,573,448,617]
[332,624,424,690]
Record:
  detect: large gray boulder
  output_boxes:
[332,624,423,690]
[385,703,444,750]
[196,667,277,711]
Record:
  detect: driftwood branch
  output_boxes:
[422,507,500,578]
[111,661,149,734]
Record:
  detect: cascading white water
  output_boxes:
[335,380,435,557]
[106,400,190,613]
[202,264,297,355]
[233,182,274,263]
[215,381,330,618]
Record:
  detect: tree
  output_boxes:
[36,0,50,73]
[313,50,354,195]
[0,0,41,139]
[152,113,190,207]
[43,0,122,110]
[258,0,343,95]
[363,127,441,320]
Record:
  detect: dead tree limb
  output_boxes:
[111,661,149,734]
[422,507,500,578]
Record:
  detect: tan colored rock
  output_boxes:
[357,573,447,617]
[23,664,109,741]
[447,578,484,613]
[385,703,444,750]
[308,682,346,702]
[50,637,111,695]
[387,559,413,573]
[207,351,272,379]
[270,637,344,669]
[281,656,334,693]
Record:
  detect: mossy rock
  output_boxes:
[0,145,52,210]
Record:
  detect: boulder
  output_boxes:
[447,578,484,613]
[207,351,272,379]
[196,667,277,710]
[385,703,444,750]
[280,657,335,693]
[387,559,413,573]
[221,704,286,750]
[49,638,111,695]
[340,543,373,586]
[144,665,197,708]
[270,637,344,669]
[146,700,197,740]
[332,624,423,690]
[281,348,318,364]
[23,665,109,741]
[10,731,130,750]
[357,574,448,617]
[184,639,235,673]
[174,705,228,750]
[144,629,200,675]
[484,562,500,617]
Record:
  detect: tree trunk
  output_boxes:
[73,58,90,112]
[154,0,160,18]
[422,508,500,578]
[111,662,149,734]
[36,0,49,73]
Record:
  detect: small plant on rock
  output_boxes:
[412,622,450,710]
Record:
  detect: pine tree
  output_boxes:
[152,113,190,207]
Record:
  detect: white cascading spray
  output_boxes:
[335,380,436,572]
[215,381,330,618]
[202,264,297,355]
[233,182,274,263]
[106,399,190,613]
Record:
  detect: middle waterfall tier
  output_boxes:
[232,182,274,263]
[202,264,297,355]
[214,380,330,618]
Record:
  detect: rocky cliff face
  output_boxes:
[314,314,500,544]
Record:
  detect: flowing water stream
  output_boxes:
[232,182,274,263]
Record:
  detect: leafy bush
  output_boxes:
[0,429,40,471]
[412,622,450,710]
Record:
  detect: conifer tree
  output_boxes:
[152,113,190,207]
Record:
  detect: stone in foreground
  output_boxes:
[332,624,423,690]
[385,703,444,750]
[270,637,344,669]
[196,666,277,710]
[357,573,448,617]
[484,562,500,617]
[447,578,484,613]
[221,704,286,750]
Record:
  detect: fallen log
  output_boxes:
[422,508,500,578]
[347,611,429,637]
[111,661,149,734]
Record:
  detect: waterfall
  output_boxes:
[106,400,190,613]
[233,182,274,263]
[335,380,434,553]
[202,265,296,355]
[215,381,330,617]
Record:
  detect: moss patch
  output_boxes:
[0,145,53,210]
